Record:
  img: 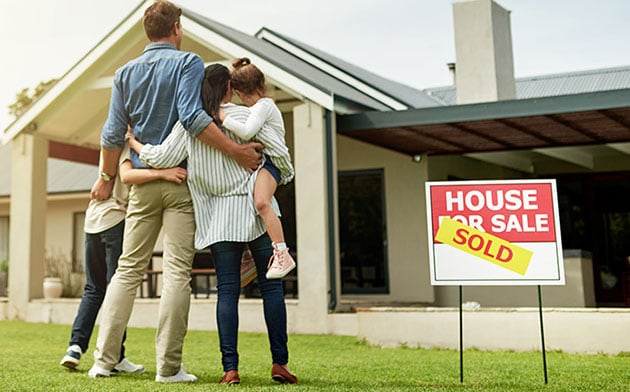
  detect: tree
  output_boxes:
[8,78,57,118]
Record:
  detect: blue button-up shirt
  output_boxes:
[101,42,213,168]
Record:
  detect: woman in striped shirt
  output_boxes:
[127,64,297,385]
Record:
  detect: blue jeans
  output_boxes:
[210,233,289,371]
[68,220,126,360]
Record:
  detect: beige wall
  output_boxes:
[45,196,89,262]
[428,154,524,181]
[337,135,433,303]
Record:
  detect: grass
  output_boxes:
[1,320,629,391]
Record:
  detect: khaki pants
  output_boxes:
[93,180,196,377]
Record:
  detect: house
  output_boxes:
[0,142,95,278]
[2,0,630,353]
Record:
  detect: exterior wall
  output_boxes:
[292,101,334,332]
[337,135,433,303]
[428,154,524,182]
[45,196,89,263]
[357,307,630,354]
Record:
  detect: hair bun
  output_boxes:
[232,57,251,69]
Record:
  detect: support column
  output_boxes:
[9,134,48,320]
[293,101,337,333]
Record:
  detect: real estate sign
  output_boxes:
[425,180,565,286]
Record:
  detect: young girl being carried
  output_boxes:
[219,57,295,279]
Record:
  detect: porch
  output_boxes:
[3,297,629,355]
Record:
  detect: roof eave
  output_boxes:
[1,1,150,145]
[338,88,630,132]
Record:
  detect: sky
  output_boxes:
[1,0,630,130]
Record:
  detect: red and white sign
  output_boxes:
[425,180,565,286]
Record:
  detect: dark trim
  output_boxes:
[338,88,630,132]
[72,211,86,273]
[49,141,99,166]
[326,109,338,311]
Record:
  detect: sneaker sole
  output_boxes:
[112,367,145,374]
[265,262,296,279]
[88,372,112,378]
[60,356,79,370]
[155,377,197,383]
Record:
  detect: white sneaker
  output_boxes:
[265,248,296,279]
[155,366,197,383]
[114,358,145,374]
[88,364,112,378]
[60,344,82,369]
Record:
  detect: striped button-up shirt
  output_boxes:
[139,103,280,249]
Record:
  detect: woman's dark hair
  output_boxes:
[201,64,231,120]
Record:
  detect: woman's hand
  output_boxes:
[127,132,144,154]
[160,167,188,184]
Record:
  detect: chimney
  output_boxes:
[447,62,456,85]
[452,0,516,104]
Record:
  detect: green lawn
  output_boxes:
[1,320,629,391]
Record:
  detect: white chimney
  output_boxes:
[452,0,516,104]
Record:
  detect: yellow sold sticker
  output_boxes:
[435,217,533,276]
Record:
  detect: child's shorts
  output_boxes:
[261,156,281,184]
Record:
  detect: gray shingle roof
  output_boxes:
[184,8,433,111]
[256,28,443,109]
[424,65,630,106]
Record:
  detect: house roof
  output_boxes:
[3,1,630,177]
[425,65,630,106]
[254,28,442,110]
[184,10,412,112]
[2,2,424,149]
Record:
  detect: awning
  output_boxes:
[337,89,630,157]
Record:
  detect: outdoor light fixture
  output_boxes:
[412,154,422,163]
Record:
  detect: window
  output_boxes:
[73,212,86,273]
[338,170,388,294]
[0,216,8,262]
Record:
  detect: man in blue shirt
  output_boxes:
[88,0,262,383]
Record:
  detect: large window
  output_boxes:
[338,170,388,294]
[0,216,8,262]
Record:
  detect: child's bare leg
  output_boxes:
[255,169,296,279]
[254,169,283,244]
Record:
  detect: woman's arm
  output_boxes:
[119,160,187,185]
[136,121,189,168]
[221,99,274,141]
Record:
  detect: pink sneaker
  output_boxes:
[240,245,257,287]
[265,248,296,279]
